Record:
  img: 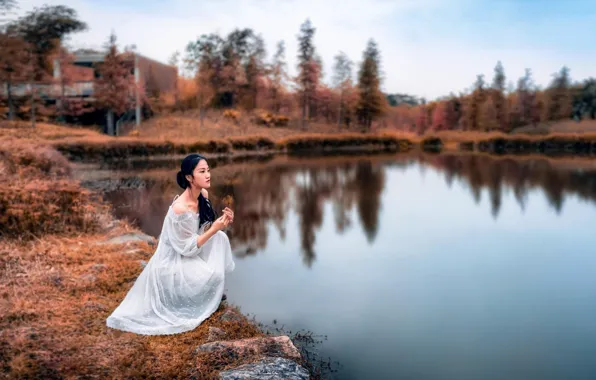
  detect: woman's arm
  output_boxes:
[195,214,229,247]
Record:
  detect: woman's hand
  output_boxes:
[222,207,234,224]
[212,214,231,232]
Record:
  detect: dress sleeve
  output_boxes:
[168,213,203,258]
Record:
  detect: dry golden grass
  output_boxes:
[0,120,103,142]
[0,232,264,379]
[512,119,596,135]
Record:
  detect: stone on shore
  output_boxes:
[207,327,227,342]
[219,309,244,323]
[196,335,301,360]
[100,232,156,246]
[219,356,310,380]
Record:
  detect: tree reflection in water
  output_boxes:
[96,154,596,268]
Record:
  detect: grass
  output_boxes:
[5,117,596,160]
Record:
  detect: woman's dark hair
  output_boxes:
[176,153,217,228]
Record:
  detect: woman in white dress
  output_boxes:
[106,153,236,335]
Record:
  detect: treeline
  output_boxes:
[399,65,596,134]
[172,21,595,133]
[1,0,595,134]
[174,19,386,130]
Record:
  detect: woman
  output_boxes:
[106,153,236,335]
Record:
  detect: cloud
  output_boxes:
[16,0,596,100]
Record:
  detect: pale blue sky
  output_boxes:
[19,0,596,99]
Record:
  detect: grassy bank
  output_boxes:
[4,120,596,163]
[0,138,300,378]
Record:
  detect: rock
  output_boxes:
[219,357,309,380]
[101,232,156,246]
[220,309,244,323]
[207,327,227,342]
[124,248,145,255]
[196,335,301,360]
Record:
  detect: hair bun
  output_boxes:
[176,171,188,189]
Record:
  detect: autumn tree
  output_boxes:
[0,26,28,120]
[53,46,93,122]
[490,61,507,131]
[94,33,136,136]
[240,33,266,110]
[431,101,451,131]
[186,33,224,109]
[415,105,430,134]
[461,74,487,131]
[268,40,287,113]
[543,66,573,122]
[10,4,86,126]
[513,68,539,128]
[356,39,386,130]
[296,19,320,129]
[15,5,86,79]
[332,51,353,128]
[479,96,499,131]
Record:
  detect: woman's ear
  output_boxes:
[186,174,193,184]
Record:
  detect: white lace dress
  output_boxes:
[106,197,235,335]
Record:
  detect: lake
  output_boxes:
[77,153,596,380]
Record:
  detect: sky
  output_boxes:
[15,0,596,100]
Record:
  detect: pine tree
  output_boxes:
[332,51,353,128]
[544,66,573,121]
[296,19,319,129]
[94,33,136,135]
[269,40,287,113]
[356,39,386,130]
[491,61,507,131]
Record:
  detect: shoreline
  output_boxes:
[51,132,596,163]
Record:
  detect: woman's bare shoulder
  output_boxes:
[201,188,208,198]
[172,201,192,215]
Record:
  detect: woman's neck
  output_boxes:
[185,186,202,202]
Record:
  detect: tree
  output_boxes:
[94,33,136,136]
[268,40,287,113]
[514,68,538,127]
[53,46,93,122]
[491,61,507,131]
[0,27,28,120]
[461,74,487,131]
[415,105,429,134]
[10,4,86,126]
[332,51,353,127]
[479,96,499,131]
[296,19,319,129]
[356,39,386,130]
[13,5,87,81]
[543,66,573,121]
[0,0,17,29]
[240,33,266,110]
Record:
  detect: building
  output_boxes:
[1,50,178,135]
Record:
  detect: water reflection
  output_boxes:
[87,154,596,267]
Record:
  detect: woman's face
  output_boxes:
[188,159,211,189]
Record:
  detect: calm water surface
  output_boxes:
[79,154,596,380]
